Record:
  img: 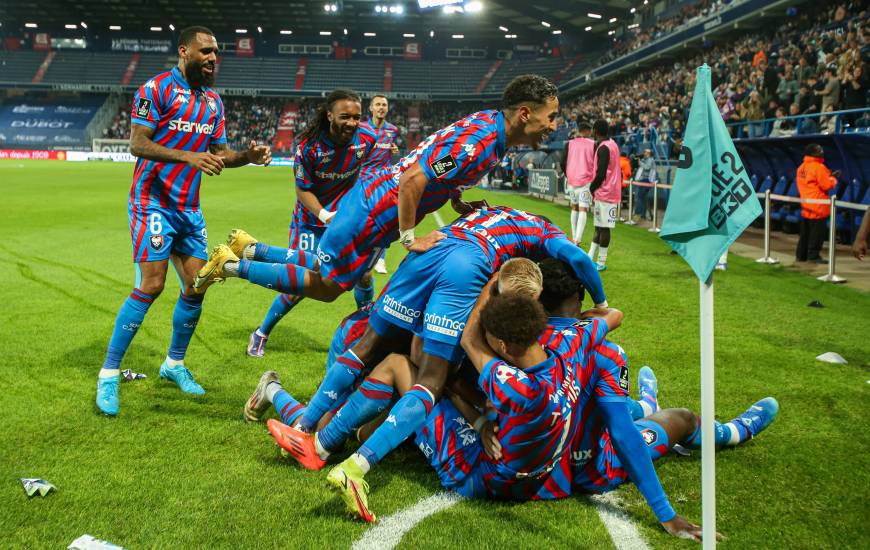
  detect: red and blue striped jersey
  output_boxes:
[540,317,630,492]
[129,67,226,211]
[442,206,607,305]
[359,119,397,176]
[292,126,376,229]
[477,347,584,500]
[361,110,506,232]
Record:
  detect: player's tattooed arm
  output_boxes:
[460,277,498,372]
[130,124,224,175]
[398,162,445,252]
[209,140,272,168]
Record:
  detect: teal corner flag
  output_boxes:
[659,64,762,282]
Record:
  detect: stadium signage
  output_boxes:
[709,151,754,230]
[0,149,66,160]
[528,168,558,197]
[168,120,215,134]
[111,38,172,53]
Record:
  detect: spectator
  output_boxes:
[776,68,799,105]
[795,143,839,263]
[753,41,768,68]
[632,148,657,222]
[841,63,869,124]
[815,64,841,111]
[769,107,795,137]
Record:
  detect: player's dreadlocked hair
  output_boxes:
[537,258,585,314]
[502,75,558,110]
[298,89,361,143]
[481,293,547,349]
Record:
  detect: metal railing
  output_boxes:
[725,107,870,139]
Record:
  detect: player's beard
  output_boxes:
[331,120,356,145]
[184,59,215,88]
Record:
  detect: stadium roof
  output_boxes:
[1,0,634,44]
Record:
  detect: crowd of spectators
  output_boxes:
[560,2,869,156]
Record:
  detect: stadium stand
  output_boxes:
[0,51,46,83]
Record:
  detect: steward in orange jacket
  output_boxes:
[796,150,838,219]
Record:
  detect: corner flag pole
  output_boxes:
[700,276,716,548]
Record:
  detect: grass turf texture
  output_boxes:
[1,160,868,549]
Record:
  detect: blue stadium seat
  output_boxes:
[785,179,802,225]
[757,175,774,194]
[770,176,790,223]
[750,174,759,190]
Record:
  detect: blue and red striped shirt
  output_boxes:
[359,119,397,176]
[129,67,226,211]
[292,127,376,229]
[361,110,506,232]
[443,206,607,305]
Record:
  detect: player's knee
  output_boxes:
[359,271,373,287]
[138,278,165,297]
[672,408,698,432]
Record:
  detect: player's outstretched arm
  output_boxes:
[599,400,717,542]
[398,162,446,253]
[580,306,623,332]
[543,235,607,306]
[130,124,224,175]
[209,140,272,168]
[460,277,498,372]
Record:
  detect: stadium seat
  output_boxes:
[770,176,790,224]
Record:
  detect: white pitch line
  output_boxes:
[591,493,651,550]
[433,210,446,228]
[351,492,463,550]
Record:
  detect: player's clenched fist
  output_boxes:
[186,151,225,176]
[246,140,272,166]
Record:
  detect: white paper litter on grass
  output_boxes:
[68,535,125,550]
[815,352,847,364]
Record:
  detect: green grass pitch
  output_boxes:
[1,160,868,549]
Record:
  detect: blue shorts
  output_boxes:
[288,222,324,252]
[574,418,671,493]
[128,203,208,263]
[414,400,489,498]
[317,183,393,291]
[369,240,490,364]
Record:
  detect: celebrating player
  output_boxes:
[238,89,376,357]
[193,75,559,303]
[537,258,778,541]
[95,26,271,416]
[361,94,400,275]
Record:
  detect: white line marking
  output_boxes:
[591,493,651,550]
[432,210,446,228]
[351,492,462,550]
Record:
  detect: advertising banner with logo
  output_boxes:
[236,37,254,57]
[527,168,558,199]
[0,150,66,160]
[33,33,51,51]
[0,102,99,148]
[110,38,172,53]
[403,42,422,61]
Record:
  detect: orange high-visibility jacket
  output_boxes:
[620,155,632,187]
[796,156,837,220]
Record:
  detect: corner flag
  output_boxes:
[660,64,762,282]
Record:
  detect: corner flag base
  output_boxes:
[817,273,847,284]
[755,256,780,264]
[648,227,661,233]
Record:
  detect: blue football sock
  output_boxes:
[168,292,203,361]
[239,260,307,295]
[273,388,306,426]
[102,289,155,370]
[253,243,318,267]
[318,377,394,451]
[357,384,434,467]
[353,281,374,309]
[298,349,366,432]
[259,294,303,335]
[627,399,646,421]
[682,417,750,449]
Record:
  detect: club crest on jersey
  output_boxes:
[136,98,152,118]
[640,428,658,446]
[430,154,457,178]
[206,96,216,112]
[149,235,164,251]
[619,366,630,391]
[356,148,364,159]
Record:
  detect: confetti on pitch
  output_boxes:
[68,534,125,549]
[121,369,147,382]
[816,352,847,364]
[20,478,56,497]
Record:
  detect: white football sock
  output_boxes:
[98,368,120,379]
[576,211,588,242]
[588,242,599,260]
[350,452,372,474]
[243,244,256,260]
[255,328,268,339]
[314,433,331,460]
[570,210,579,241]
[223,261,240,277]
[597,246,609,266]
[165,357,183,368]
[265,381,282,403]
[639,400,655,417]
[723,422,743,445]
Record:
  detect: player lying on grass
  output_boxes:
[228,89,379,358]
[193,75,560,303]
[95,26,272,416]
[537,258,779,541]
[271,208,607,478]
